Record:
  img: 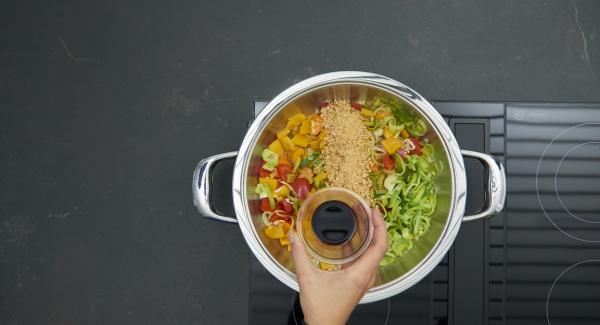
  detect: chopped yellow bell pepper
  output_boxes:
[277,128,291,139]
[259,177,278,192]
[279,236,290,246]
[274,185,289,198]
[318,131,326,141]
[291,148,305,163]
[309,115,324,135]
[299,119,311,135]
[381,137,403,154]
[375,110,391,120]
[280,221,291,233]
[314,172,327,185]
[309,140,320,150]
[286,113,306,128]
[319,142,325,149]
[265,225,285,239]
[279,136,296,151]
[291,134,309,147]
[300,167,314,184]
[319,261,336,271]
[279,156,290,166]
[383,127,395,139]
[287,173,296,183]
[400,129,410,138]
[268,139,284,155]
[360,108,375,117]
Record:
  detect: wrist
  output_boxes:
[304,315,347,325]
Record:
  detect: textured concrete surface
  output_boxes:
[1,0,599,324]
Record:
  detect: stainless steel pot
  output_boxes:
[192,71,506,303]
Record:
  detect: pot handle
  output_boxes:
[192,151,238,223]
[460,150,506,223]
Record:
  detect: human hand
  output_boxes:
[289,208,388,325]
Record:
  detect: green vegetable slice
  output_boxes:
[255,183,275,209]
[408,119,428,136]
[261,149,279,171]
[366,114,438,266]
[299,152,320,169]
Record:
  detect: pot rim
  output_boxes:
[232,71,466,303]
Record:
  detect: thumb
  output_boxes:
[289,230,314,276]
[350,207,388,275]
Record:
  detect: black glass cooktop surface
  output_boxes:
[246,101,600,325]
[504,104,600,325]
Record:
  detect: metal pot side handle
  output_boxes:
[192,151,238,223]
[460,150,507,223]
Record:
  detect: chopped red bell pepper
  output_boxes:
[269,213,291,223]
[350,102,362,111]
[282,199,294,214]
[411,138,422,155]
[275,201,284,211]
[276,164,292,182]
[260,198,273,212]
[291,178,311,200]
[383,154,395,170]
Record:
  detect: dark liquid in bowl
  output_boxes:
[312,200,357,245]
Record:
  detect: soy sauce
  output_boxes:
[311,200,357,245]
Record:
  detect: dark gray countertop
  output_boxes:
[1,1,599,324]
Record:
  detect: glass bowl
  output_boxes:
[297,187,373,266]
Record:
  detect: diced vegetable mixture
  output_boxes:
[256,112,326,252]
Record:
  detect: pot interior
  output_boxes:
[246,82,452,288]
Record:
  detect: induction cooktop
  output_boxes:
[244,101,600,325]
